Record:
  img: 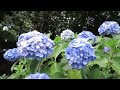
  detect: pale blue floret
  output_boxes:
[104,46,110,53]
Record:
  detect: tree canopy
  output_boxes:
[1,11,120,55]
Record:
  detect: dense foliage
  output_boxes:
[1,11,120,79]
[2,20,120,79]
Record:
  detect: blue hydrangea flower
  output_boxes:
[17,30,42,42]
[3,48,20,61]
[77,31,96,45]
[98,21,120,35]
[26,73,50,79]
[17,30,55,60]
[61,29,74,41]
[65,38,96,69]
[104,46,110,53]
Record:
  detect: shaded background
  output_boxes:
[0,11,120,75]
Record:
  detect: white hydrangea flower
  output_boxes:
[61,29,74,41]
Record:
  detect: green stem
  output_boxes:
[81,68,87,79]
[28,60,32,72]
[38,60,43,72]
[107,49,113,72]
[35,60,41,73]
[79,69,83,79]
[35,58,44,73]
[11,60,19,72]
[55,58,56,62]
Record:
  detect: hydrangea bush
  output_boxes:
[3,21,120,79]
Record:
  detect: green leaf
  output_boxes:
[101,69,112,79]
[95,48,110,59]
[74,32,78,38]
[7,73,18,79]
[96,36,102,44]
[92,68,102,79]
[0,74,8,79]
[50,72,65,79]
[112,34,120,40]
[47,60,54,66]
[67,69,82,79]
[11,60,19,72]
[85,65,103,79]
[63,63,72,71]
[110,60,120,75]
[59,57,68,67]
[115,39,120,48]
[11,58,26,72]
[40,66,50,74]
[81,68,89,79]
[30,60,39,73]
[50,62,63,75]
[40,60,54,74]
[52,41,69,60]
[104,37,117,48]
[114,52,120,57]
[54,36,61,44]
[88,58,108,68]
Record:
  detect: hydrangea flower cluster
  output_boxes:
[104,46,110,53]
[65,38,96,69]
[77,31,96,45]
[17,30,42,43]
[17,30,55,60]
[3,48,21,61]
[26,73,50,79]
[61,29,74,41]
[98,21,120,35]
